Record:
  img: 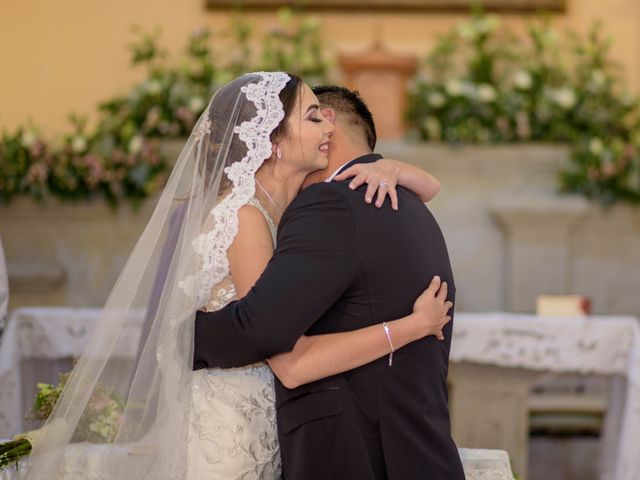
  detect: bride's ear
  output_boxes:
[321,107,336,125]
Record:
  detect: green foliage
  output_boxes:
[31,372,125,444]
[0,8,329,207]
[0,118,168,209]
[407,10,640,205]
[0,126,53,202]
[31,374,67,421]
[260,8,328,86]
[0,439,31,471]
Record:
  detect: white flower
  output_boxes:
[188,96,206,113]
[589,70,606,90]
[20,131,37,148]
[423,116,441,140]
[476,16,499,35]
[145,107,162,129]
[476,84,497,103]
[513,70,533,90]
[552,87,577,110]
[71,135,87,153]
[589,137,605,156]
[445,79,465,97]
[128,135,144,154]
[462,81,477,98]
[414,72,430,84]
[427,92,446,108]
[146,80,162,95]
[457,16,498,40]
[542,29,559,45]
[458,23,476,41]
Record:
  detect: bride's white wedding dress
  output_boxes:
[187,197,281,480]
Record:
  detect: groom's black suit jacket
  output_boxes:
[193,154,464,479]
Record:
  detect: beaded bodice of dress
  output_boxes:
[203,196,277,312]
[247,196,278,245]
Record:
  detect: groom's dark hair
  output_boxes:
[312,85,377,151]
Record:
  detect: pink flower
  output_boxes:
[83,154,105,188]
[601,162,616,178]
[191,27,207,39]
[515,111,531,140]
[175,107,195,128]
[125,154,137,167]
[111,150,128,166]
[495,116,511,138]
[29,141,46,158]
[26,163,48,184]
[141,142,160,165]
[114,167,126,182]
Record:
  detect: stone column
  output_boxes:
[490,196,589,312]
[339,41,417,140]
[449,363,542,480]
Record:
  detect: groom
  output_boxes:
[193,85,465,479]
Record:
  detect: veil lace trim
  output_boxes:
[178,72,290,307]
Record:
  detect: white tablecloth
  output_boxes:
[452,313,640,480]
[0,446,515,480]
[1,309,637,479]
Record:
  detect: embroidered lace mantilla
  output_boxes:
[178,72,289,308]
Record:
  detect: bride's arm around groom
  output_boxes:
[193,179,371,368]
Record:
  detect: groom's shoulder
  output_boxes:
[288,180,349,210]
[279,181,352,233]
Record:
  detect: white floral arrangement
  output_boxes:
[407,10,640,205]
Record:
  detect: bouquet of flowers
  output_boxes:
[0,372,124,471]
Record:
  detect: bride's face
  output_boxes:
[277,83,334,174]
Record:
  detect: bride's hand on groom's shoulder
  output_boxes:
[412,276,453,341]
[334,159,400,210]
[334,158,441,208]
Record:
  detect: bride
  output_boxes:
[21,72,451,480]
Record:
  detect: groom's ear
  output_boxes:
[321,107,336,125]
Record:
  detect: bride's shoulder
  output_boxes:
[228,204,274,254]
[237,203,271,232]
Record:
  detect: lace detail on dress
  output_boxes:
[189,363,280,479]
[178,72,290,307]
[190,270,281,477]
[203,277,237,312]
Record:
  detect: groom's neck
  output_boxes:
[303,143,372,188]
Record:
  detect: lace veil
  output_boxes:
[21,72,291,479]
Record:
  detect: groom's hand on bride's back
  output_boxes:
[412,276,453,341]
